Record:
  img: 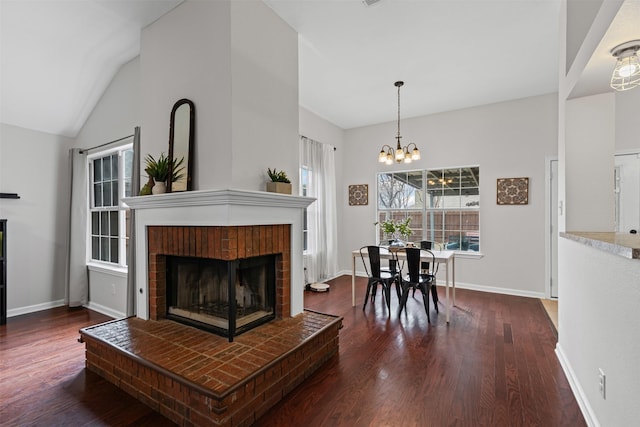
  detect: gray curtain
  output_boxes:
[126,127,141,316]
[65,148,88,307]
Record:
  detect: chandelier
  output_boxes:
[610,40,640,92]
[378,81,421,165]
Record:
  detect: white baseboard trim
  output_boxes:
[334,270,545,299]
[555,343,599,427]
[7,299,66,318]
[85,302,123,319]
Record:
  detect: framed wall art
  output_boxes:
[497,177,529,205]
[348,184,368,206]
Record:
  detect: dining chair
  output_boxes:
[359,246,401,313]
[398,247,436,322]
[420,240,440,312]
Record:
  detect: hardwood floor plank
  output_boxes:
[1,277,586,427]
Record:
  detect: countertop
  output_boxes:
[560,231,640,259]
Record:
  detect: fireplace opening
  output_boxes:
[166,254,276,341]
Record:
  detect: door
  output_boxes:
[614,154,640,233]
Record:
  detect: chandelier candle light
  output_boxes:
[610,40,640,92]
[378,81,421,165]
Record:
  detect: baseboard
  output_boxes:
[85,302,123,319]
[555,343,599,427]
[7,299,66,318]
[335,270,545,299]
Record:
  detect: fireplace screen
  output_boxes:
[166,254,276,340]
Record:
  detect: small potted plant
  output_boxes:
[376,218,412,245]
[143,153,184,194]
[266,168,292,194]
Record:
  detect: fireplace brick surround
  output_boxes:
[147,224,291,322]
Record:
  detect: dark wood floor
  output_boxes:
[0,276,585,426]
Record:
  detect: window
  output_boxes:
[377,167,480,252]
[88,145,133,266]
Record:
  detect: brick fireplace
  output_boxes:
[79,189,343,426]
[147,224,290,340]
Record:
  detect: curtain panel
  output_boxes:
[65,148,88,307]
[300,136,338,283]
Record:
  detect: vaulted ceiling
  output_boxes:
[1,0,637,138]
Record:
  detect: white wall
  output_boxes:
[557,238,640,426]
[140,0,298,193]
[75,57,140,150]
[340,94,558,297]
[615,88,640,152]
[565,93,615,231]
[0,124,73,315]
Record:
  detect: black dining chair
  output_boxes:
[398,247,436,322]
[359,246,401,313]
[420,240,439,312]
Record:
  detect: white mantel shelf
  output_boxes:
[124,188,315,210]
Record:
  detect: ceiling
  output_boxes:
[0,0,636,138]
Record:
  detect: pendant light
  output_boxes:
[378,81,421,164]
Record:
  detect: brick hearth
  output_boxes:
[80,310,342,426]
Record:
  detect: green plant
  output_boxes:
[376,218,413,240]
[145,153,185,183]
[267,168,291,183]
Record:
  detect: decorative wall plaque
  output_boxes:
[348,184,368,206]
[497,177,529,205]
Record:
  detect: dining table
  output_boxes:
[351,247,456,323]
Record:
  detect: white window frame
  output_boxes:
[376,166,481,255]
[87,143,133,268]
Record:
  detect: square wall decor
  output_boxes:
[497,177,529,205]
[348,184,368,206]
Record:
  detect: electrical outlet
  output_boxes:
[598,368,606,399]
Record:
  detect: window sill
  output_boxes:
[87,262,128,277]
[454,251,483,260]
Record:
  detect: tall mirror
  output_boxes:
[168,99,195,192]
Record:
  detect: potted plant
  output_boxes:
[376,218,412,245]
[144,153,184,194]
[266,167,292,194]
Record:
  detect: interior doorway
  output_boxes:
[548,158,558,299]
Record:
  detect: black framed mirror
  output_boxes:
[168,99,195,192]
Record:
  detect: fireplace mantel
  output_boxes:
[124,189,314,320]
[124,188,313,210]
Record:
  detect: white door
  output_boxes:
[550,159,558,299]
[614,154,640,233]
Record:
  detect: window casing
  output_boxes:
[88,145,133,266]
[377,167,480,252]
[300,166,310,252]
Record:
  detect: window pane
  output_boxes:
[111,180,119,206]
[93,159,102,182]
[110,237,119,263]
[103,182,111,207]
[111,154,118,180]
[91,212,99,235]
[100,211,109,235]
[378,171,423,209]
[102,157,111,180]
[94,183,103,207]
[100,237,109,261]
[109,211,118,237]
[92,237,100,259]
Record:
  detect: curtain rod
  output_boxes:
[80,134,135,154]
[300,134,337,151]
